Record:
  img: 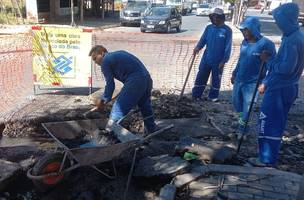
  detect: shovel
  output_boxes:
[179,54,196,100]
[236,61,266,154]
[83,94,119,118]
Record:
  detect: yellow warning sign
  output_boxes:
[32,26,92,87]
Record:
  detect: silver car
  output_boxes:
[120,1,152,26]
[196,4,212,16]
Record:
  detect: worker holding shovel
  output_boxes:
[89,45,157,134]
[192,8,232,102]
[250,3,304,167]
[231,16,276,141]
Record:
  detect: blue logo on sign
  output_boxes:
[53,55,73,75]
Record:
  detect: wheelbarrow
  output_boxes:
[27,118,173,192]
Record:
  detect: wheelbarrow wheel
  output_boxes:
[32,152,70,192]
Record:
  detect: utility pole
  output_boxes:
[232,0,243,25]
[80,0,83,23]
[71,0,76,26]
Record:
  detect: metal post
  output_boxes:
[80,0,84,23]
[102,0,105,19]
[71,0,76,26]
[237,0,244,25]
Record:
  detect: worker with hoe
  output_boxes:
[249,3,304,167]
[89,45,157,134]
[192,7,232,102]
[231,16,276,140]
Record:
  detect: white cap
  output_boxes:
[211,7,224,15]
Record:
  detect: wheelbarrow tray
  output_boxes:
[42,119,141,166]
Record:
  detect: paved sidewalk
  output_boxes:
[183,164,302,200]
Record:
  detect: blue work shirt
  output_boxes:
[263,3,304,91]
[196,23,232,66]
[100,50,150,102]
[233,17,276,83]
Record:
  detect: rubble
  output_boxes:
[158,184,176,200]
[134,154,189,178]
[0,91,303,199]
[175,136,236,163]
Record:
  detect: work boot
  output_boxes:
[248,157,273,167]
[209,98,218,102]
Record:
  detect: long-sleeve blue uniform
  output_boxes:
[258,3,304,165]
[100,50,156,133]
[192,23,232,100]
[232,17,276,133]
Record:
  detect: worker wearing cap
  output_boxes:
[231,16,276,140]
[192,7,232,102]
[89,45,157,134]
[250,3,304,166]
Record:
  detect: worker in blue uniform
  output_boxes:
[231,16,276,140]
[192,8,232,102]
[250,3,304,166]
[89,45,157,134]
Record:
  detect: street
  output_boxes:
[103,13,210,38]
[104,9,303,39]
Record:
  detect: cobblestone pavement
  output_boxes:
[186,164,302,200]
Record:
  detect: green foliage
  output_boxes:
[224,0,236,4]
[0,0,26,24]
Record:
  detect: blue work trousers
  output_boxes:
[258,85,298,165]
[232,81,258,134]
[192,63,223,99]
[110,75,156,133]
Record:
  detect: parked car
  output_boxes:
[120,1,152,26]
[196,4,212,16]
[192,3,199,10]
[140,6,182,33]
[152,3,165,7]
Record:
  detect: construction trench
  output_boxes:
[0,32,304,199]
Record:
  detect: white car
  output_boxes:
[192,3,199,10]
[196,4,212,16]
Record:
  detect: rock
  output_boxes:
[156,118,223,138]
[152,90,162,98]
[134,154,189,177]
[73,97,82,103]
[159,184,176,200]
[175,137,236,163]
[297,133,304,140]
[138,141,178,158]
[0,159,22,192]
[0,145,42,163]
[173,165,209,188]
